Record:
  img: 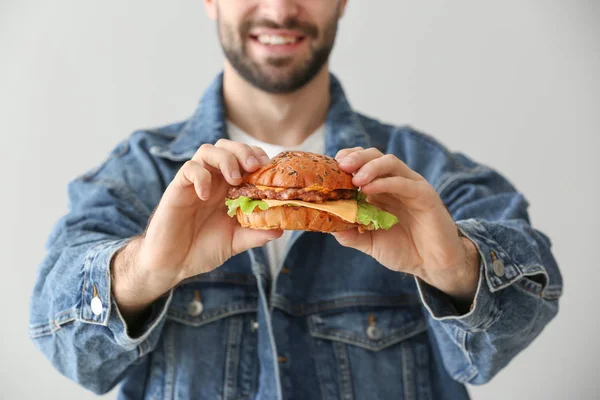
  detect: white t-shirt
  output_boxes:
[226,121,326,277]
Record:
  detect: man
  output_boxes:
[29,1,562,399]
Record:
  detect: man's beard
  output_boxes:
[217,12,339,94]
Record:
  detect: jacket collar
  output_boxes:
[159,71,370,161]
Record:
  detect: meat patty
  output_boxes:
[227,184,357,203]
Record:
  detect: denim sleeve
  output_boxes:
[28,140,172,394]
[416,154,563,385]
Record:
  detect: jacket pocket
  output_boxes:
[308,306,432,400]
[153,280,259,400]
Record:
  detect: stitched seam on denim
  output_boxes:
[146,128,180,140]
[91,178,152,217]
[451,330,478,383]
[458,367,478,384]
[167,307,257,327]
[170,301,258,314]
[223,317,243,400]
[461,330,475,368]
[82,240,131,326]
[464,368,478,383]
[515,277,544,295]
[80,241,110,325]
[486,265,548,295]
[464,299,502,333]
[29,310,78,338]
[312,338,335,400]
[256,277,283,400]
[435,165,488,195]
[239,317,258,398]
[308,318,427,352]
[513,275,554,299]
[541,285,562,300]
[271,295,421,317]
[29,308,78,330]
[333,342,354,400]
[163,324,176,400]
[401,341,416,400]
[104,241,113,325]
[150,147,195,162]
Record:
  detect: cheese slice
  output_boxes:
[262,199,358,223]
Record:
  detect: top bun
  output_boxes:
[247,151,355,190]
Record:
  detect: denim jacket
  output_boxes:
[29,73,563,400]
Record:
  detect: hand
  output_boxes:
[331,147,481,304]
[112,139,282,321]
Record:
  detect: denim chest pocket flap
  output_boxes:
[166,276,259,327]
[308,306,428,352]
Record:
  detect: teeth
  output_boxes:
[257,35,299,45]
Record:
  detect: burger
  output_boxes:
[224,151,398,233]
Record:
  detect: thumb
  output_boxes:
[330,228,373,255]
[232,226,283,254]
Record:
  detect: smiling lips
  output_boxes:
[249,29,307,48]
[254,34,303,45]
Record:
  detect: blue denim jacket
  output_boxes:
[29,73,563,400]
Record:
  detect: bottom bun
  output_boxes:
[236,206,359,232]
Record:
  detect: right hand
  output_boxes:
[112,139,281,319]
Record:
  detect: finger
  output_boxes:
[360,176,424,199]
[337,147,384,173]
[363,194,391,210]
[330,229,373,255]
[249,145,271,165]
[194,144,243,185]
[179,160,212,201]
[231,226,283,254]
[340,150,422,181]
[352,153,410,186]
[214,139,265,171]
[334,147,364,161]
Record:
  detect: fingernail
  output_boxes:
[247,156,259,167]
[231,171,241,180]
[354,172,365,180]
[260,156,270,165]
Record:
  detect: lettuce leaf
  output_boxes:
[356,193,399,230]
[225,193,398,230]
[225,196,269,217]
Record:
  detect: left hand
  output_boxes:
[332,147,481,304]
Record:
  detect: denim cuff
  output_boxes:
[81,239,173,352]
[415,219,512,331]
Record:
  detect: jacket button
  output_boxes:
[251,320,259,332]
[187,300,203,316]
[492,259,505,277]
[278,355,287,364]
[91,296,103,316]
[281,266,291,274]
[367,325,383,341]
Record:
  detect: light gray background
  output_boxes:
[1,1,599,399]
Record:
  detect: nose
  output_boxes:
[260,0,300,24]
